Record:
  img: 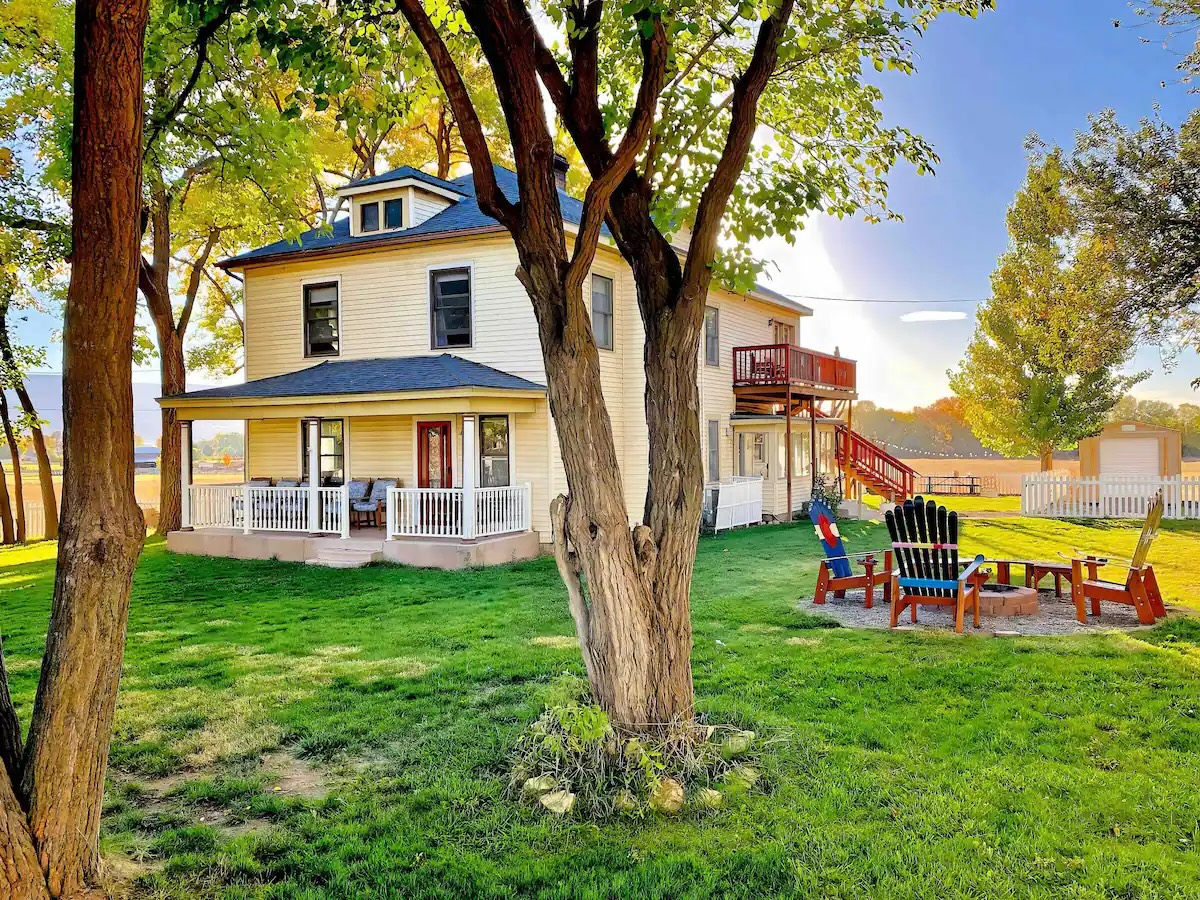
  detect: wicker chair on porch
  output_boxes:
[352,478,396,528]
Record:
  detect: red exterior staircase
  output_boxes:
[834,425,916,503]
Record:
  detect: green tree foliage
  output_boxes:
[950,146,1147,468]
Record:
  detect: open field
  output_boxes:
[2,516,1199,897]
[903,457,1200,477]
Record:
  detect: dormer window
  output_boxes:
[360,202,379,233]
[384,198,404,229]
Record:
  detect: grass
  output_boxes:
[2,517,1199,898]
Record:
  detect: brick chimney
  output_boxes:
[553,153,570,192]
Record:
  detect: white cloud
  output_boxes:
[899,310,968,323]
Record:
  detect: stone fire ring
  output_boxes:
[978,582,1039,618]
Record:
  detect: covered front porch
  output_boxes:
[160,356,548,569]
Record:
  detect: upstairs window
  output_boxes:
[704,306,719,366]
[431,267,472,348]
[591,275,614,350]
[384,198,404,229]
[303,282,339,357]
[479,415,511,487]
[360,201,379,232]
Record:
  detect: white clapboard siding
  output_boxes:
[1021,474,1200,520]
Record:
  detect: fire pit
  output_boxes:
[978,583,1039,617]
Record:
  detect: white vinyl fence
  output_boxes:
[1022,474,1200,519]
[704,476,764,532]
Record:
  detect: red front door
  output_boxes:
[417,421,453,489]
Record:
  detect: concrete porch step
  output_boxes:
[305,547,383,569]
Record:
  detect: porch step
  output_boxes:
[305,547,383,569]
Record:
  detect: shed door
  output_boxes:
[1099,437,1159,478]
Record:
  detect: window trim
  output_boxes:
[704,306,720,367]
[301,277,341,359]
[428,262,475,350]
[478,414,512,488]
[359,200,380,233]
[384,197,404,230]
[591,274,614,351]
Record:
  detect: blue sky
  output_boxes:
[15,0,1200,414]
[762,0,1200,409]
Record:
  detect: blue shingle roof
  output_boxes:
[344,165,467,194]
[164,355,545,401]
[220,165,596,268]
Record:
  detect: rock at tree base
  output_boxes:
[522,774,556,796]
[650,778,685,814]
[539,790,576,815]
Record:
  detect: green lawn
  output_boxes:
[1,518,1199,898]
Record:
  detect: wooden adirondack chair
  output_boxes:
[885,496,987,634]
[1069,491,1166,626]
[809,498,892,609]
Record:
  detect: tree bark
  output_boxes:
[1,392,27,542]
[9,1,149,896]
[0,302,58,540]
[1039,447,1054,471]
[0,458,13,545]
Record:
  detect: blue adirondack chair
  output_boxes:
[809,499,892,610]
[884,496,986,633]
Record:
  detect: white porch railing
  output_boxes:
[1022,474,1200,519]
[386,484,531,539]
[704,476,764,532]
[190,484,244,529]
[243,485,310,532]
[319,485,351,538]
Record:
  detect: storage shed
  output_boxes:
[1078,421,1182,479]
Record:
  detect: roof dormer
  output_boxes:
[338,166,466,237]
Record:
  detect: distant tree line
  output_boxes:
[853,394,1200,460]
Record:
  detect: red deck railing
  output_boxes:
[732,344,856,393]
[834,425,915,501]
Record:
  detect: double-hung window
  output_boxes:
[479,415,511,487]
[301,419,345,486]
[707,419,720,482]
[431,267,472,348]
[704,306,719,366]
[591,275,614,350]
[360,201,379,233]
[303,282,339,357]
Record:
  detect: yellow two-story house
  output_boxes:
[161,162,911,568]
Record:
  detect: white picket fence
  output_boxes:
[17,499,158,541]
[1021,474,1200,519]
[386,484,531,539]
[705,476,764,532]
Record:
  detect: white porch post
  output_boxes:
[306,417,321,534]
[179,420,193,530]
[461,415,476,540]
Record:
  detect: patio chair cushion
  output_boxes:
[347,479,371,502]
[352,501,379,513]
[367,478,397,502]
[248,478,272,487]
[276,479,299,488]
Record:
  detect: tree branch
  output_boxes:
[394,0,516,229]
[682,0,796,299]
[177,228,221,337]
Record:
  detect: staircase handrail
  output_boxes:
[835,424,915,499]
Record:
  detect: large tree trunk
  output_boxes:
[140,190,183,536]
[7,1,149,896]
[0,458,14,545]
[0,304,59,540]
[155,329,184,534]
[1,392,27,542]
[1039,447,1054,471]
